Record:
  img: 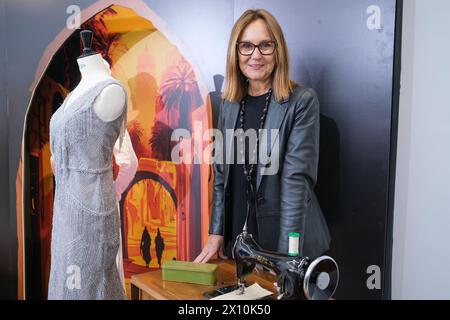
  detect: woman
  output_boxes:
[194,9,330,263]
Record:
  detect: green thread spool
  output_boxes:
[288,232,301,256]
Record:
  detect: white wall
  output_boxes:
[392,0,450,299]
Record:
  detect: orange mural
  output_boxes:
[19,3,213,299]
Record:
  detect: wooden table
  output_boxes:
[130,259,277,300]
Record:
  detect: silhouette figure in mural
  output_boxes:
[155,228,165,268]
[140,226,152,268]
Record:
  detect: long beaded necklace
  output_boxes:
[238,88,272,191]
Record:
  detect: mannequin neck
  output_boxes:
[77,53,111,84]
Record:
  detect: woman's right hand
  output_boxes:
[193,234,227,263]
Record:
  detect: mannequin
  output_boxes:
[48,30,128,300]
[50,61,137,293]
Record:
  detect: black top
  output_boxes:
[225,92,270,257]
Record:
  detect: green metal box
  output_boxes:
[161,260,217,286]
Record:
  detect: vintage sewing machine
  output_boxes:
[232,230,339,300]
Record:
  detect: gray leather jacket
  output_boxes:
[209,86,331,258]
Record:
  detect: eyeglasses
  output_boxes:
[236,41,277,56]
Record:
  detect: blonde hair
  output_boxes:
[223,9,295,103]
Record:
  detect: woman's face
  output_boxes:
[238,19,276,84]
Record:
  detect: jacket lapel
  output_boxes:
[223,101,240,188]
[256,95,288,191]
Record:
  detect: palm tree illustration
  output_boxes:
[156,58,204,130]
[81,7,127,66]
[149,121,174,161]
[128,120,151,159]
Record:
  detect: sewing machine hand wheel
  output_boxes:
[303,256,339,300]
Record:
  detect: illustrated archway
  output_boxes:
[17,0,213,299]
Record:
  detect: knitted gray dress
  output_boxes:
[48,78,127,300]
